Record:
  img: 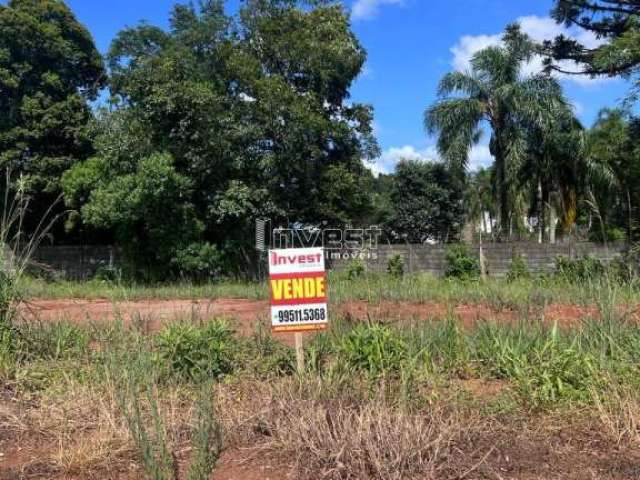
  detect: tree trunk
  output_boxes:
[481,212,488,237]
[589,189,608,248]
[493,140,509,241]
[537,178,543,244]
[627,187,632,244]
[479,230,487,280]
[549,203,557,244]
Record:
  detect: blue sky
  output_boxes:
[20,0,632,174]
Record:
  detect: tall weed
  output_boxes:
[339,323,408,378]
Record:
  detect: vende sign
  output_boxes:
[269,247,328,332]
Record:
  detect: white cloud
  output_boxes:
[368,143,493,176]
[452,34,501,72]
[450,15,612,87]
[368,145,435,175]
[360,64,374,79]
[570,99,584,115]
[352,0,403,21]
[468,144,493,171]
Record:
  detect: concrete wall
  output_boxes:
[32,242,627,280]
[329,242,626,277]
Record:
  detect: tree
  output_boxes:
[586,109,640,242]
[62,110,205,278]
[0,0,105,226]
[547,1,640,102]
[519,106,585,243]
[65,0,377,276]
[466,167,496,239]
[385,160,464,244]
[425,25,568,237]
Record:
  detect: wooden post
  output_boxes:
[295,332,305,373]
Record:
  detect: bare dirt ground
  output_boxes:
[19,297,623,344]
[22,297,612,327]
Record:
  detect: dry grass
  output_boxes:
[5,385,134,475]
[5,373,639,480]
[2,376,293,478]
[1,382,204,477]
[266,402,468,480]
[221,376,478,480]
[592,385,640,446]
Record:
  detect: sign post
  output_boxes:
[268,247,328,372]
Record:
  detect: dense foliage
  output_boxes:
[60,0,379,278]
[4,0,640,280]
[384,160,464,243]
[547,1,640,102]
[0,0,106,236]
[426,25,585,240]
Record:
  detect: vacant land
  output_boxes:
[4,274,640,479]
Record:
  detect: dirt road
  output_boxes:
[20,297,614,333]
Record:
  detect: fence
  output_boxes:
[32,245,121,280]
[31,242,626,280]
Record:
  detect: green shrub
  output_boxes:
[339,324,407,377]
[589,226,626,243]
[155,320,236,381]
[608,249,640,283]
[409,319,469,375]
[386,254,405,278]
[507,253,530,281]
[346,258,366,279]
[445,244,480,280]
[305,332,333,374]
[93,265,121,282]
[555,255,605,282]
[518,342,598,408]
[242,323,294,377]
[172,242,223,281]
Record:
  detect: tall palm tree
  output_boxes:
[587,109,638,243]
[425,25,568,237]
[520,112,585,243]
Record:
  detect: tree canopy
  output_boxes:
[425,25,573,237]
[62,0,378,277]
[4,0,640,280]
[385,160,464,244]
[0,0,105,229]
[547,0,640,102]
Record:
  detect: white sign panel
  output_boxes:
[268,248,328,332]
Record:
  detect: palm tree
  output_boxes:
[519,113,585,243]
[425,25,568,238]
[587,109,639,243]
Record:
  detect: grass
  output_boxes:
[21,276,267,301]
[21,271,640,313]
[5,275,640,479]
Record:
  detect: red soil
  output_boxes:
[17,297,634,350]
[21,297,624,330]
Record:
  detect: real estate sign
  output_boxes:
[269,247,328,332]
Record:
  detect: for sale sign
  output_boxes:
[269,247,328,332]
